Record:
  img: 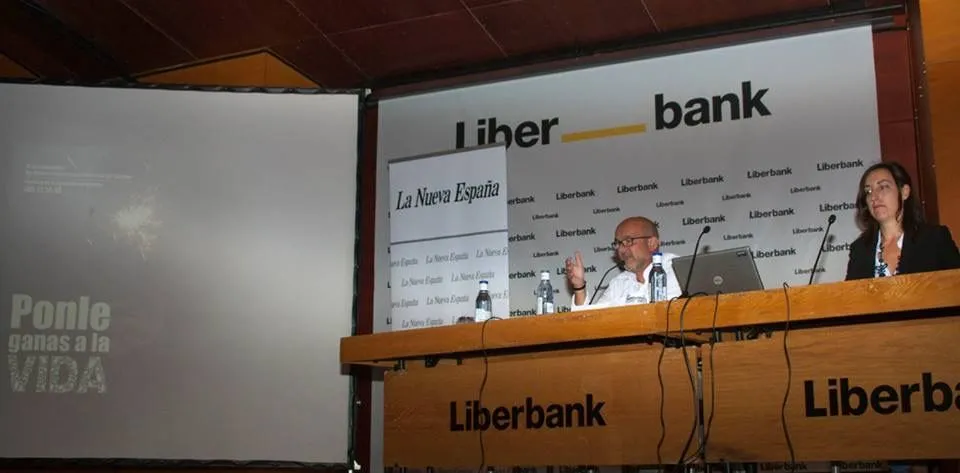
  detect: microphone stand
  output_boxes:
[750,214,838,341]
[588,262,623,304]
[681,225,711,298]
[808,214,837,285]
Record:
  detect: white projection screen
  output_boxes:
[0,83,359,465]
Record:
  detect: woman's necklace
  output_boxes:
[877,230,902,276]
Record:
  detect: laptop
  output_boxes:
[671,246,765,296]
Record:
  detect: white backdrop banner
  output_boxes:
[0,83,358,463]
[388,145,509,330]
[376,26,881,323]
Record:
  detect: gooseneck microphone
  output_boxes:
[589,261,624,304]
[808,214,837,285]
[681,225,711,298]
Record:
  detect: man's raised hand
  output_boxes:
[564,251,586,289]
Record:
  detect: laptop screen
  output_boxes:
[671,246,765,296]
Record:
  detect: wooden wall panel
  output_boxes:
[879,120,921,179]
[919,0,960,62]
[875,30,916,123]
[920,0,960,233]
[0,53,35,79]
[139,52,317,88]
[262,54,318,88]
[927,61,960,232]
[874,30,921,189]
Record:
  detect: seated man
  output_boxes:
[565,216,682,310]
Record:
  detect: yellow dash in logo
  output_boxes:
[561,123,647,143]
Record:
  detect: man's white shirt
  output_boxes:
[571,252,683,311]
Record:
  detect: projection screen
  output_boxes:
[0,83,359,464]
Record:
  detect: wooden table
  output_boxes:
[340,269,960,468]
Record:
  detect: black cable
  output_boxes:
[781,283,796,472]
[703,291,721,455]
[675,292,707,470]
[656,296,678,473]
[477,316,501,473]
[681,291,722,466]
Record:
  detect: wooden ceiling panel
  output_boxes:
[0,0,121,79]
[328,10,504,78]
[0,0,905,87]
[471,1,572,55]
[0,28,64,78]
[271,37,368,88]
[123,0,317,58]
[644,0,828,32]
[32,0,194,72]
[288,0,464,35]
[529,0,658,45]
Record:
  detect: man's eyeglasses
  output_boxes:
[612,235,654,249]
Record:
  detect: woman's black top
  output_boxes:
[845,223,960,281]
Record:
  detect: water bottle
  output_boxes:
[649,252,668,302]
[475,280,493,322]
[535,270,555,315]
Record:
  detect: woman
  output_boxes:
[845,161,960,280]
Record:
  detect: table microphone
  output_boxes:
[589,261,624,304]
[681,225,711,298]
[808,214,837,285]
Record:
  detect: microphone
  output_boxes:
[589,261,624,304]
[808,214,837,285]
[681,225,711,298]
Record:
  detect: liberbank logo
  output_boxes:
[450,394,607,431]
[453,81,772,149]
[804,373,960,417]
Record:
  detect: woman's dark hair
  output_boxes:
[854,161,923,236]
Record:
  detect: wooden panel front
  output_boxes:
[384,344,699,468]
[703,316,960,462]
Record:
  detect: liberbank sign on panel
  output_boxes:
[377,25,882,325]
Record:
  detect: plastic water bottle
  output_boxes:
[649,252,668,303]
[535,270,555,315]
[475,280,493,322]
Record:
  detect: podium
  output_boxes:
[340,269,960,469]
